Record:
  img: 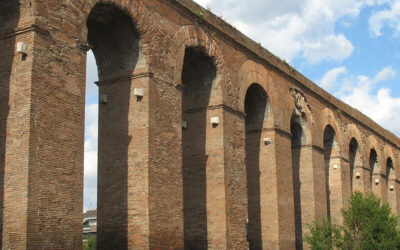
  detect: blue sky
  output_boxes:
[83,0,400,211]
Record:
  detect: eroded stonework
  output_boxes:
[290,87,315,125]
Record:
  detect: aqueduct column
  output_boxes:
[90,2,185,249]
[0,1,85,248]
[0,0,187,248]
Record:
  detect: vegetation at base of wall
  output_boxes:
[304,219,344,249]
[83,236,97,250]
[305,192,400,250]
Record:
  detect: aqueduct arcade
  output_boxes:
[1,0,400,249]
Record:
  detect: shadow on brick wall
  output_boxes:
[88,3,140,248]
[182,47,215,249]
[245,84,266,250]
[0,0,20,246]
[291,117,304,250]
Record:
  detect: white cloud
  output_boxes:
[193,0,398,63]
[319,66,400,136]
[320,67,347,90]
[84,51,99,211]
[84,103,98,211]
[371,65,397,83]
[369,1,400,36]
[194,0,211,8]
[86,51,99,97]
[342,86,400,137]
[303,35,354,64]
[193,0,389,63]
[84,103,98,178]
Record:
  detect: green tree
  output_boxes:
[83,235,97,250]
[341,192,400,249]
[305,192,400,250]
[304,219,344,250]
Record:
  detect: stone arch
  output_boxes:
[239,60,289,248]
[180,45,219,248]
[318,108,343,151]
[367,136,383,174]
[76,0,157,47]
[173,25,229,106]
[24,1,172,249]
[87,2,148,80]
[344,124,365,193]
[384,146,396,205]
[238,60,275,124]
[323,125,341,220]
[244,83,271,130]
[320,109,344,223]
[239,61,268,109]
[85,2,154,249]
[384,146,395,176]
[343,124,364,159]
[243,83,270,249]
[175,25,232,247]
[368,135,383,197]
[386,156,395,181]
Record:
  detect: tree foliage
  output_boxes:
[304,219,344,249]
[83,235,97,250]
[305,192,400,250]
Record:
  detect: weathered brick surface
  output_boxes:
[1,0,400,249]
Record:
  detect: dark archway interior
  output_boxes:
[349,138,359,191]
[387,158,393,179]
[370,149,378,184]
[291,115,304,250]
[387,158,394,189]
[87,3,140,249]
[182,47,215,249]
[323,125,336,220]
[87,3,140,80]
[245,83,267,250]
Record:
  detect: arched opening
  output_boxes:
[323,125,340,220]
[349,138,361,192]
[86,3,143,248]
[182,47,216,249]
[386,158,396,208]
[244,83,268,249]
[87,3,140,80]
[291,113,306,250]
[370,149,380,196]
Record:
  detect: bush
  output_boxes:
[305,192,400,250]
[83,235,97,250]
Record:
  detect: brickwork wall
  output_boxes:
[1,0,400,249]
[0,2,30,248]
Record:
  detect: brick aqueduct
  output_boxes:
[1,0,400,249]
